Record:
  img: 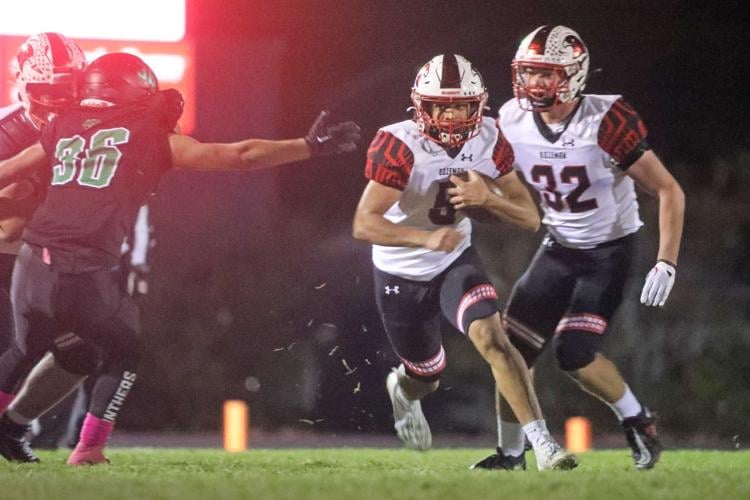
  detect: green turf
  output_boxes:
[1,448,749,500]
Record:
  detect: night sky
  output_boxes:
[163,0,749,265]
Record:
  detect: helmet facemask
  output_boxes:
[20,78,79,128]
[13,32,86,129]
[512,25,589,112]
[411,92,487,148]
[512,61,580,112]
[411,54,488,148]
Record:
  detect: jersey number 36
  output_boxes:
[52,127,130,189]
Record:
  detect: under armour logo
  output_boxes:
[562,138,575,148]
[460,153,474,162]
[384,285,400,295]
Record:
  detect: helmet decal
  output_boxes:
[439,54,461,89]
[512,25,590,111]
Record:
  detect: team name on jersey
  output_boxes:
[439,167,467,176]
[540,151,567,159]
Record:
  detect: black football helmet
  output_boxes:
[80,52,158,106]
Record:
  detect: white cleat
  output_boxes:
[533,437,578,471]
[386,369,431,451]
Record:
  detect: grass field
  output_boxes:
[1,448,749,500]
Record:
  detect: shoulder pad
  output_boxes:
[0,105,39,161]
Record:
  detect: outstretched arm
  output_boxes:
[170,134,311,171]
[170,111,360,172]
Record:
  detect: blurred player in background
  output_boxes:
[353,54,577,471]
[0,34,92,459]
[470,25,684,471]
[0,52,361,465]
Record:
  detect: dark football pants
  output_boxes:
[3,244,143,423]
[0,253,16,352]
[374,247,500,382]
[504,234,634,369]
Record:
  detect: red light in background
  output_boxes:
[0,0,186,42]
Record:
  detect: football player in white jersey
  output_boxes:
[353,54,577,470]
[469,25,684,471]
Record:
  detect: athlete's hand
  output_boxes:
[424,227,463,252]
[305,111,362,157]
[447,170,490,209]
[640,260,676,307]
[160,89,184,132]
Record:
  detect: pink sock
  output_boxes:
[78,413,114,448]
[0,391,15,414]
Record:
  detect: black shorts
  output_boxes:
[373,247,499,381]
[10,243,140,360]
[504,233,634,364]
[0,253,15,350]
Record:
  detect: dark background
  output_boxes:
[123,0,749,444]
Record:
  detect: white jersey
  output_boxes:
[365,117,514,280]
[499,95,648,248]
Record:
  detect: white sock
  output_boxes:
[498,417,526,456]
[522,419,550,449]
[609,385,642,421]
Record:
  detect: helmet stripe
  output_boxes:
[439,54,461,89]
[529,25,553,51]
[44,32,72,70]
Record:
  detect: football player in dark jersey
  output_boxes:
[0,52,360,465]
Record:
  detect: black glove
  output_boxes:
[160,89,185,131]
[304,110,361,157]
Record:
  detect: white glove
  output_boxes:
[640,261,676,307]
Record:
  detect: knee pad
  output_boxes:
[100,335,144,377]
[554,330,601,372]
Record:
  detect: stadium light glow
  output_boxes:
[0,0,186,42]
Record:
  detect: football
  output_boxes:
[454,171,503,224]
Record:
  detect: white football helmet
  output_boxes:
[411,54,488,147]
[12,32,87,128]
[512,25,589,111]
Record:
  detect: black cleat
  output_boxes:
[469,447,526,470]
[622,407,662,470]
[0,415,40,463]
